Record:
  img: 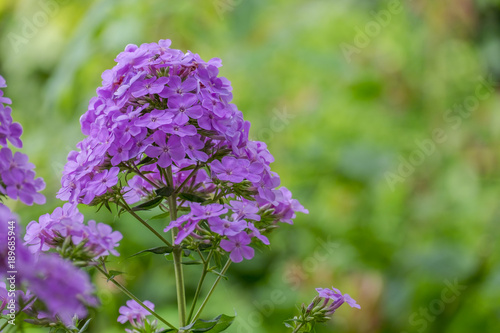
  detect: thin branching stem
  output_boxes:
[95,265,177,330]
[191,259,232,323]
[187,250,214,323]
[119,200,173,248]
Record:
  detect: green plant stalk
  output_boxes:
[291,322,305,333]
[95,265,177,330]
[119,200,173,248]
[191,259,232,324]
[186,250,213,323]
[126,162,161,189]
[173,164,200,195]
[167,166,187,327]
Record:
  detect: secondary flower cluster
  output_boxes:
[0,76,45,206]
[58,40,308,262]
[285,287,360,332]
[118,300,162,333]
[24,203,123,260]
[315,287,361,314]
[0,205,98,326]
[0,75,97,328]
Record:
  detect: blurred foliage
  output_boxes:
[1,0,500,332]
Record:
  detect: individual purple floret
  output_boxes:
[220,232,255,263]
[83,220,123,257]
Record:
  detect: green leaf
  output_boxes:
[179,164,197,171]
[107,270,124,281]
[77,318,92,332]
[149,212,170,220]
[132,196,164,211]
[129,246,173,258]
[178,192,206,203]
[181,314,235,332]
[155,186,174,197]
[138,156,154,166]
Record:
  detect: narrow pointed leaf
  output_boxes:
[129,246,173,258]
[178,192,206,203]
[107,270,125,281]
[155,186,174,197]
[132,196,164,211]
[149,212,170,220]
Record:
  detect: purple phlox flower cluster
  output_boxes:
[118,299,159,332]
[28,253,98,326]
[0,75,45,205]
[57,40,307,264]
[24,203,123,258]
[1,204,97,326]
[315,287,361,314]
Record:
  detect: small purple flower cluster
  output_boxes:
[0,76,45,206]
[24,203,123,259]
[58,40,308,262]
[117,300,161,333]
[315,287,361,314]
[286,287,360,331]
[27,253,98,325]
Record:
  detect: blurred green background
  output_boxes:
[1,0,500,332]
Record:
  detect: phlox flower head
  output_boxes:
[57,40,308,264]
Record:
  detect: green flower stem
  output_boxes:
[291,323,305,333]
[191,259,232,324]
[119,200,173,248]
[125,162,161,189]
[173,163,200,195]
[186,250,213,323]
[95,265,177,330]
[167,166,187,327]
